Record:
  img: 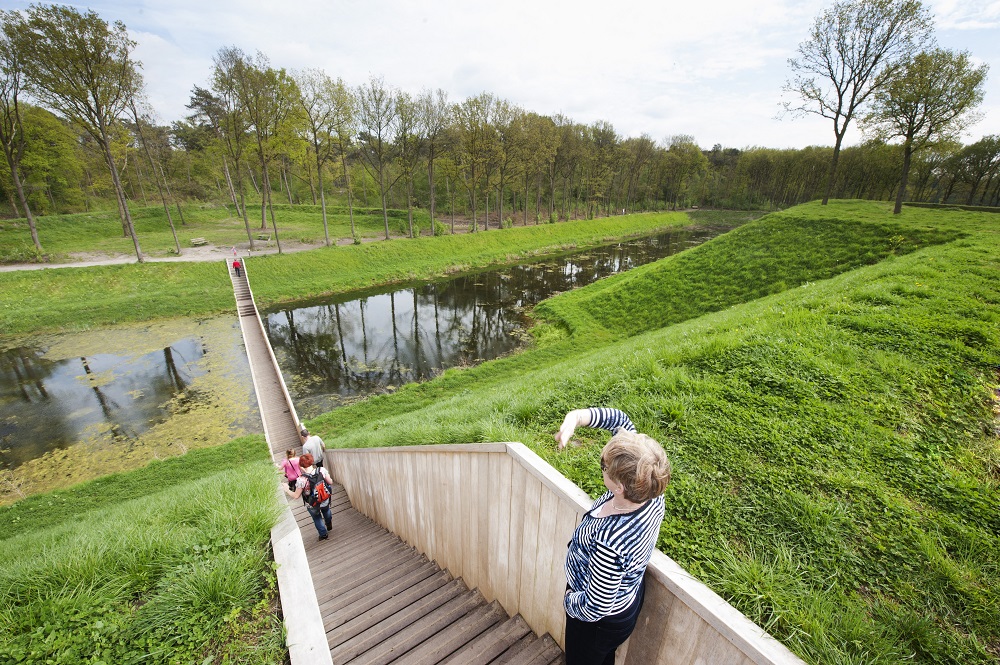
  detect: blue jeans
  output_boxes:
[564,582,645,665]
[306,503,332,538]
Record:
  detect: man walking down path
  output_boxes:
[301,426,326,468]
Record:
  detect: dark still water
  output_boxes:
[0,339,206,467]
[264,227,727,418]
[0,317,258,478]
[0,225,728,479]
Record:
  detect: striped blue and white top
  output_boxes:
[563,408,665,622]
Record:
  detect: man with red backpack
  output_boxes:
[284,452,333,541]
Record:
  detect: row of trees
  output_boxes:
[0,1,993,261]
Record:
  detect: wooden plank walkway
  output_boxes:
[231,259,564,664]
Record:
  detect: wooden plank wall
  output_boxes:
[328,443,804,665]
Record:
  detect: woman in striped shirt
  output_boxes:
[555,407,671,665]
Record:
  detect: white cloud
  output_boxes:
[10,0,998,147]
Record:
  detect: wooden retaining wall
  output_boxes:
[328,442,804,665]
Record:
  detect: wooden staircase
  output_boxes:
[290,482,564,665]
[229,258,564,664]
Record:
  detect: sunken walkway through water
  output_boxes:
[230,258,564,664]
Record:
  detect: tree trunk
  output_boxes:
[308,159,317,205]
[3,151,42,251]
[99,123,142,262]
[282,161,294,204]
[341,151,356,240]
[406,176,414,239]
[523,173,530,226]
[318,153,330,246]
[427,156,436,225]
[248,166,260,195]
[380,166,390,240]
[263,160,283,253]
[446,175,454,234]
[822,129,847,205]
[222,155,241,218]
[132,157,148,206]
[893,141,914,215]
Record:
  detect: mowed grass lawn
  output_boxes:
[0,202,425,262]
[0,209,699,335]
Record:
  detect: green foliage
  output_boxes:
[0,442,284,664]
[311,200,1000,664]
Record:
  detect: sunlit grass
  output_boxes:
[310,200,1000,663]
[0,436,284,664]
[0,210,694,335]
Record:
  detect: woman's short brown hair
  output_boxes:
[601,431,671,503]
[298,453,314,468]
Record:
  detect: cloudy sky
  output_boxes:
[6,0,999,149]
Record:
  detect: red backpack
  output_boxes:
[304,469,331,508]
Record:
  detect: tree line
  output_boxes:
[0,1,992,261]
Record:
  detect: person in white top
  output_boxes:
[300,425,326,467]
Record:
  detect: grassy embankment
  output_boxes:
[305,201,999,664]
[0,210,697,336]
[0,436,286,664]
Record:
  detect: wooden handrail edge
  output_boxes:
[327,441,804,664]
[270,490,333,665]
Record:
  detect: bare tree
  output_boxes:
[327,80,357,240]
[232,50,299,253]
[295,67,341,246]
[454,92,499,232]
[129,97,180,254]
[356,76,398,240]
[417,89,451,231]
[394,91,421,238]
[189,79,254,250]
[784,0,933,204]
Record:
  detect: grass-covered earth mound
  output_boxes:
[0,437,284,664]
[312,201,999,664]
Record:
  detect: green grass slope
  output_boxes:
[311,201,1000,664]
[0,212,690,336]
[0,436,285,664]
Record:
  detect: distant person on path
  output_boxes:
[555,407,671,665]
[300,426,326,468]
[232,258,242,277]
[284,453,333,541]
[278,448,301,491]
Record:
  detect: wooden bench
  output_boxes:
[190,237,208,246]
[255,232,271,242]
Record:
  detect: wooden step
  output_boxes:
[439,615,532,664]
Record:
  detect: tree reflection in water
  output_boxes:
[265,228,723,418]
[0,338,207,469]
